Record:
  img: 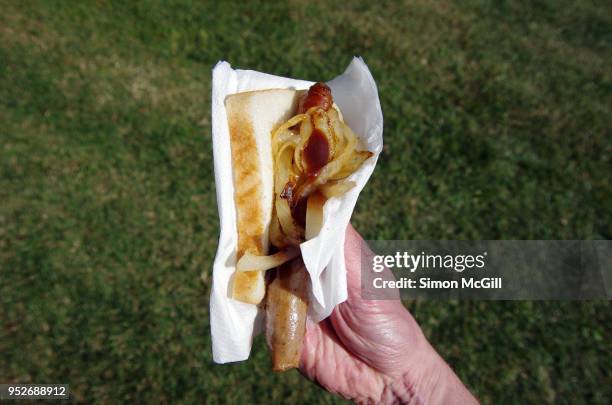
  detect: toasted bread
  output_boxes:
[225,89,300,304]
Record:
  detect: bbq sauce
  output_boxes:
[303,128,330,176]
[292,197,308,229]
[285,82,333,229]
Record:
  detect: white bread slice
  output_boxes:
[225,89,300,304]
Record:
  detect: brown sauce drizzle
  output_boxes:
[292,197,308,228]
[282,82,334,229]
[303,128,330,177]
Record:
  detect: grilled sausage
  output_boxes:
[299,82,332,113]
[266,82,331,371]
[265,258,310,371]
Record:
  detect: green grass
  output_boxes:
[1,0,610,403]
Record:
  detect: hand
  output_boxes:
[299,225,478,404]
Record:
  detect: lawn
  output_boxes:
[1,0,610,403]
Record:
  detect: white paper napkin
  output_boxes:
[209,57,383,363]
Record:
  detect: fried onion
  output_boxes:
[236,98,372,276]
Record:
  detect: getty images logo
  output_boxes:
[372,251,488,273]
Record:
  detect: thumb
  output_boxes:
[331,225,421,378]
[344,224,400,302]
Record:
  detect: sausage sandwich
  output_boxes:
[224,82,372,371]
